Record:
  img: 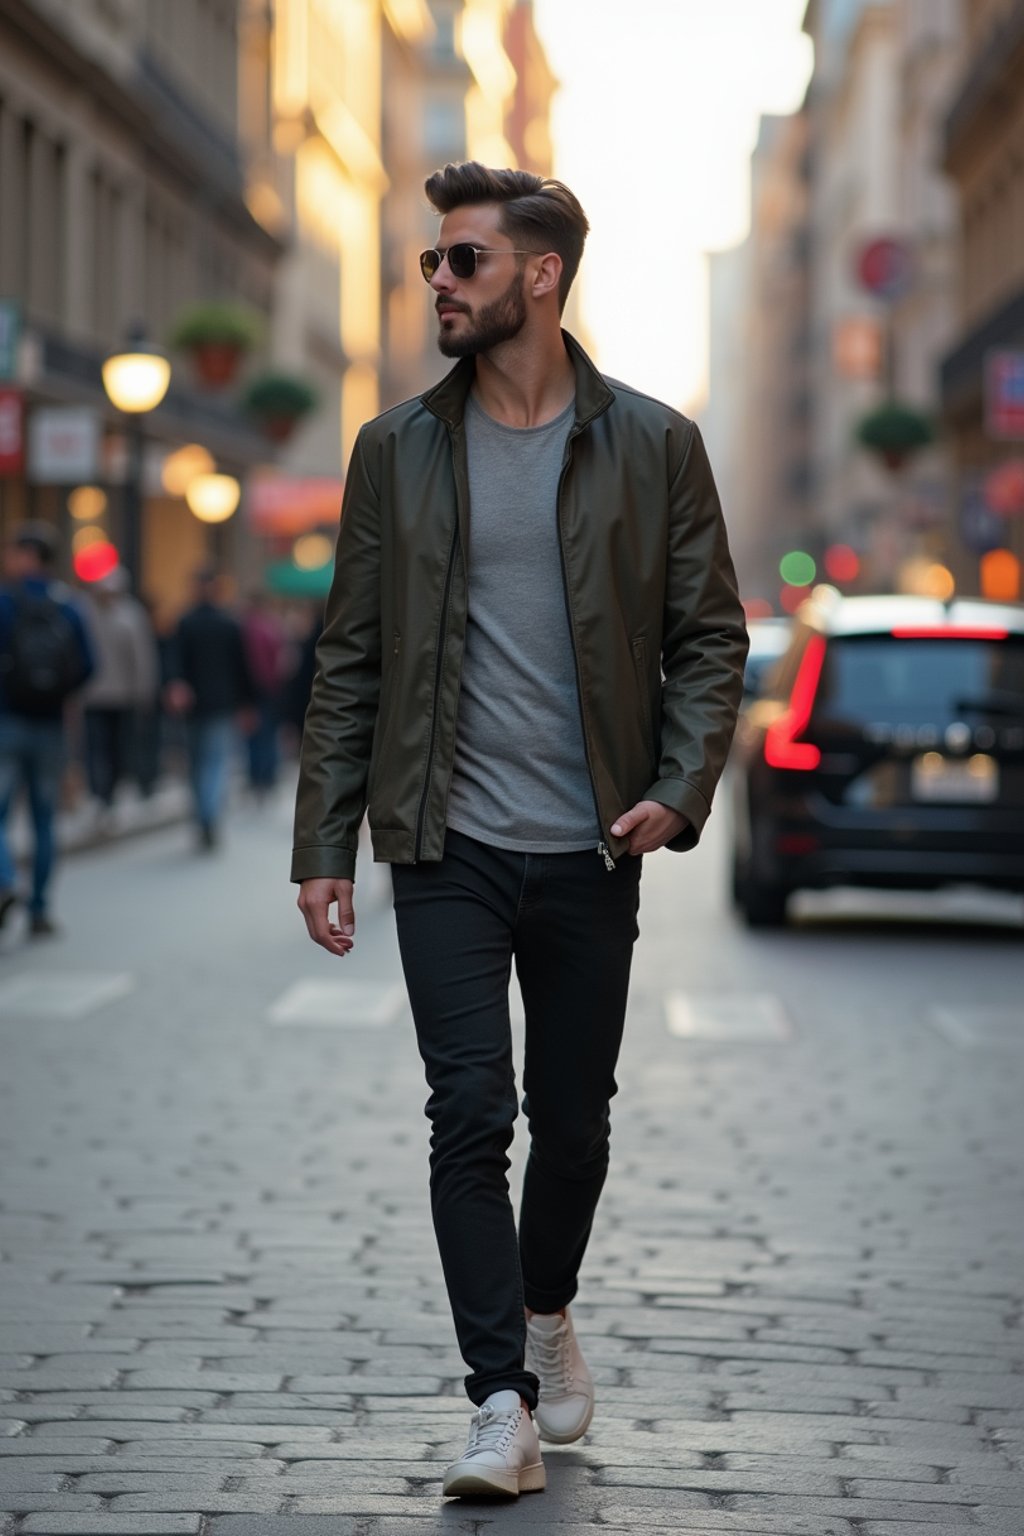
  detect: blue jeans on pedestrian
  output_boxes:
[246,699,279,791]
[186,714,235,833]
[0,714,65,915]
[391,828,642,1408]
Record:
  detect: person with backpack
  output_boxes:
[0,521,94,937]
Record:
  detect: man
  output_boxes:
[0,521,94,937]
[293,162,748,1499]
[166,568,254,850]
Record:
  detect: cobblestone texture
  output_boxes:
[0,792,1022,1533]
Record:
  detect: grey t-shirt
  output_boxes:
[446,393,599,853]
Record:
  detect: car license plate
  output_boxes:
[911,752,999,803]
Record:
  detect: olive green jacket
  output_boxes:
[291,332,748,883]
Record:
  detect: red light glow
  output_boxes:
[765,634,826,771]
[743,598,774,620]
[824,543,860,583]
[74,540,119,583]
[890,626,1009,641]
[779,584,805,614]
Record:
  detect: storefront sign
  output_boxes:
[248,473,345,534]
[985,351,1024,440]
[0,387,24,476]
[960,483,1007,555]
[857,237,913,301]
[27,405,100,483]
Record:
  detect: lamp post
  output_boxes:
[185,470,241,566]
[101,325,171,591]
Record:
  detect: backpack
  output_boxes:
[1,586,85,714]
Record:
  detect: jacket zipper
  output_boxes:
[556,428,616,872]
[414,475,462,861]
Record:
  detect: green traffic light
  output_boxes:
[779,550,816,587]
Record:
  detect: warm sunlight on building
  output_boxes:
[244,0,388,469]
[460,0,517,165]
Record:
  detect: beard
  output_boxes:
[437,268,527,357]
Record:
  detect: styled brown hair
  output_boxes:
[424,162,589,313]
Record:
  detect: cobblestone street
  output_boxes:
[1,788,1022,1535]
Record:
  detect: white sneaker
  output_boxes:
[525,1307,595,1443]
[442,1390,546,1498]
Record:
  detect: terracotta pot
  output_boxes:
[258,414,300,443]
[191,342,243,388]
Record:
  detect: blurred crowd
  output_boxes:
[0,521,322,936]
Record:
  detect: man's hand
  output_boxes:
[610,801,688,856]
[297,878,355,957]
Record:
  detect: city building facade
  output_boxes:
[0,0,282,613]
[708,112,812,608]
[940,0,1024,596]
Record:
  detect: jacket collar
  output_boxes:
[420,329,615,431]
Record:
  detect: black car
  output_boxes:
[729,588,1024,926]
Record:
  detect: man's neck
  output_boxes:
[471,331,575,429]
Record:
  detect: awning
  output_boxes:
[265,558,333,598]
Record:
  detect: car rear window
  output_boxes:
[813,635,1024,727]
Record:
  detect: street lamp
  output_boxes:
[101,325,171,590]
[185,472,241,524]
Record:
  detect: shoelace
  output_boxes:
[529,1326,574,1396]
[465,1403,520,1457]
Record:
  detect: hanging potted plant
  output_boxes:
[169,302,263,389]
[855,400,935,472]
[242,372,318,443]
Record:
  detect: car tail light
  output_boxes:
[765,634,826,770]
[890,626,1009,640]
[776,832,821,854]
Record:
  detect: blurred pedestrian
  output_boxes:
[292,163,747,1497]
[166,567,254,850]
[280,601,322,747]
[0,521,94,936]
[241,590,287,797]
[81,566,159,816]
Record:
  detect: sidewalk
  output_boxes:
[8,781,192,864]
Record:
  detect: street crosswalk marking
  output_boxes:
[665,991,792,1042]
[267,979,407,1027]
[0,972,134,1019]
[928,1005,1022,1049]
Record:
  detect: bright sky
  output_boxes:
[532,0,813,412]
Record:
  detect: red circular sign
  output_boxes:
[857,238,913,299]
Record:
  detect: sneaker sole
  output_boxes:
[535,1395,595,1444]
[442,1460,546,1497]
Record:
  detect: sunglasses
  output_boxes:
[419,243,538,282]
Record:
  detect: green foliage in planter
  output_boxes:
[169,302,264,351]
[242,372,319,420]
[855,400,935,456]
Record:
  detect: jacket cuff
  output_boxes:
[645,777,712,852]
[290,844,357,883]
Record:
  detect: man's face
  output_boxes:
[429,204,529,358]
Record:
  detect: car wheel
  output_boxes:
[740,876,791,929]
[729,849,747,909]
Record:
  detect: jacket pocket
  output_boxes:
[369,631,401,786]
[632,635,656,759]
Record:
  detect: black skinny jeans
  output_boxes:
[391,829,642,1408]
